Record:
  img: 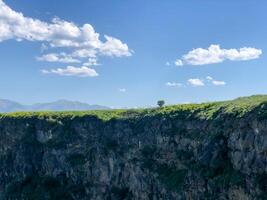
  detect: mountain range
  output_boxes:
[0,99,110,113]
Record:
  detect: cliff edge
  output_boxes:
[0,95,267,199]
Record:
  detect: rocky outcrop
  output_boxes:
[0,99,267,199]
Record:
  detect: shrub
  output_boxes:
[157,100,165,108]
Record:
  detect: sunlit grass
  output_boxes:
[1,95,267,121]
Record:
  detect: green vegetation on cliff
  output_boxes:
[1,95,267,121]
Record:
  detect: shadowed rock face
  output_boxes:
[0,103,267,199]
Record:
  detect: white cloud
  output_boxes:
[41,66,98,77]
[72,49,97,58]
[187,78,205,87]
[165,82,183,87]
[100,35,132,57]
[0,2,83,44]
[118,88,127,92]
[83,58,99,66]
[165,76,226,88]
[165,62,171,66]
[37,53,80,63]
[206,76,213,81]
[176,44,262,66]
[206,76,226,86]
[212,80,226,86]
[0,0,132,76]
[175,59,183,66]
[0,2,129,52]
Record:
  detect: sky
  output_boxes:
[0,0,266,108]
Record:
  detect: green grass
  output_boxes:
[1,95,267,121]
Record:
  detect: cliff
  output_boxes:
[0,95,267,200]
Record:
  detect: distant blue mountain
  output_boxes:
[0,99,110,113]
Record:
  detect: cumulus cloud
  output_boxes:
[0,2,94,45]
[175,59,183,66]
[167,76,226,88]
[176,44,262,66]
[0,0,132,76]
[72,49,97,58]
[37,53,80,63]
[41,66,98,77]
[206,76,226,86]
[165,82,183,87]
[0,1,130,52]
[83,58,99,66]
[100,35,132,57]
[187,78,205,87]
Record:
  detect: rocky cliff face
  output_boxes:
[0,97,267,200]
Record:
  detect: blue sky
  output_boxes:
[0,0,266,107]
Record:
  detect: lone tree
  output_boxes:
[157,100,165,108]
